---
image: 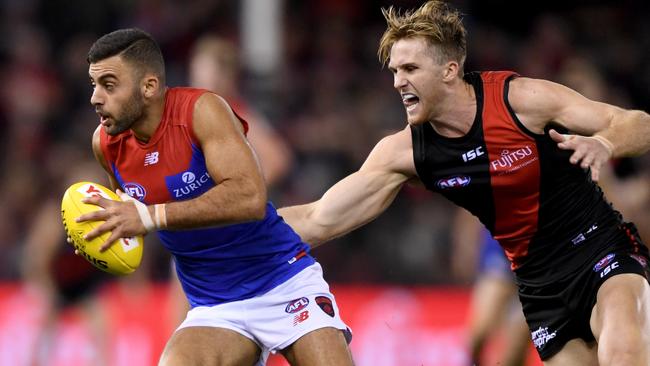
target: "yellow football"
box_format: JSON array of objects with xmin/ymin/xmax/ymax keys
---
[{"xmin": 61, "ymin": 181, "xmax": 143, "ymax": 275}]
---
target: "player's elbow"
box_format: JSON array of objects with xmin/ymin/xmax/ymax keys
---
[
  {"xmin": 306, "ymin": 210, "xmax": 340, "ymax": 244},
  {"xmin": 307, "ymin": 226, "xmax": 331, "ymax": 247},
  {"xmin": 243, "ymin": 187, "xmax": 267, "ymax": 221},
  {"xmin": 249, "ymin": 199, "xmax": 267, "ymax": 221}
]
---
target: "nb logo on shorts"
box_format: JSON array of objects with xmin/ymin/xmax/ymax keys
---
[{"xmin": 293, "ymin": 311, "xmax": 309, "ymax": 326}]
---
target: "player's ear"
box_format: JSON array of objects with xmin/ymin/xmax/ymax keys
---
[
  {"xmin": 142, "ymin": 74, "xmax": 159, "ymax": 98},
  {"xmin": 442, "ymin": 60, "xmax": 459, "ymax": 82}
]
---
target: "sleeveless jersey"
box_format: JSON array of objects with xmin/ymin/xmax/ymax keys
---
[
  {"xmin": 99, "ymin": 87, "xmax": 314, "ymax": 307},
  {"xmin": 411, "ymin": 71, "xmax": 632, "ymax": 285}
]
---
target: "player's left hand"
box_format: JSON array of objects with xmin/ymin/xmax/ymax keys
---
[
  {"xmin": 549, "ymin": 129, "xmax": 613, "ymax": 182},
  {"xmin": 75, "ymin": 192, "xmax": 149, "ymax": 252}
]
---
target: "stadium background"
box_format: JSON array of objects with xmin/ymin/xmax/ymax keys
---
[{"xmin": 0, "ymin": 0, "xmax": 648, "ymax": 365}]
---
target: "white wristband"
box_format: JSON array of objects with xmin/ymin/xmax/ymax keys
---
[
  {"xmin": 117, "ymin": 190, "xmax": 155, "ymax": 232},
  {"xmin": 154, "ymin": 203, "xmax": 167, "ymax": 229},
  {"xmin": 593, "ymin": 135, "xmax": 614, "ymax": 156},
  {"xmin": 134, "ymin": 201, "xmax": 155, "ymax": 232}
]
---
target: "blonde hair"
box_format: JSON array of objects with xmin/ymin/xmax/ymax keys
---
[{"xmin": 378, "ymin": 1, "xmax": 466, "ymax": 68}]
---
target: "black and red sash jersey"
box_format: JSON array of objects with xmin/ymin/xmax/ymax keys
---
[{"xmin": 411, "ymin": 71, "xmax": 628, "ymax": 285}]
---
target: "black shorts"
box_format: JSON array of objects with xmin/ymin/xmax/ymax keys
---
[{"xmin": 517, "ymin": 224, "xmax": 650, "ymax": 360}]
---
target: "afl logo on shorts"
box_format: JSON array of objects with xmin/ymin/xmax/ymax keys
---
[
  {"xmin": 285, "ymin": 297, "xmax": 309, "ymax": 314},
  {"xmin": 123, "ymin": 182, "xmax": 146, "ymax": 201},
  {"xmin": 593, "ymin": 253, "xmax": 615, "ymax": 272}
]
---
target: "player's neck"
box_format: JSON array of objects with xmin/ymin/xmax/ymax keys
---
[
  {"xmin": 131, "ymin": 88, "xmax": 167, "ymax": 143},
  {"xmin": 429, "ymin": 81, "xmax": 476, "ymax": 138}
]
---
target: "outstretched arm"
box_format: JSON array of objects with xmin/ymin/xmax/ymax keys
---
[
  {"xmin": 279, "ymin": 127, "xmax": 416, "ymax": 247},
  {"xmin": 509, "ymin": 77, "xmax": 650, "ymax": 181}
]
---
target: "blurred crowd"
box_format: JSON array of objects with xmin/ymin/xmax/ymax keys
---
[{"xmin": 0, "ymin": 0, "xmax": 649, "ymax": 289}]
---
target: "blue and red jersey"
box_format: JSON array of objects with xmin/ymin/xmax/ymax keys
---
[{"xmin": 99, "ymin": 87, "xmax": 314, "ymax": 307}]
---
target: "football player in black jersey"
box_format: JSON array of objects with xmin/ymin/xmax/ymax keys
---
[{"xmin": 280, "ymin": 1, "xmax": 650, "ymax": 365}]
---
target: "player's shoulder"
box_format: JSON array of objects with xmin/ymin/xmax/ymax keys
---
[
  {"xmin": 508, "ymin": 76, "xmax": 565, "ymax": 103},
  {"xmin": 508, "ymin": 76, "xmax": 573, "ymax": 115},
  {"xmin": 365, "ymin": 126, "xmax": 415, "ymax": 175},
  {"xmin": 376, "ymin": 126, "xmax": 412, "ymax": 151},
  {"xmin": 193, "ymin": 90, "xmax": 230, "ymax": 112},
  {"xmin": 190, "ymin": 90, "xmax": 247, "ymax": 141}
]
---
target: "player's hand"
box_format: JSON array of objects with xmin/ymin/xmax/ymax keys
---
[
  {"xmin": 66, "ymin": 236, "xmax": 80, "ymax": 256},
  {"xmin": 75, "ymin": 190, "xmax": 149, "ymax": 252},
  {"xmin": 549, "ymin": 129, "xmax": 613, "ymax": 182}
]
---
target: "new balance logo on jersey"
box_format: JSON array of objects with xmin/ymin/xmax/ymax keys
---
[
  {"xmin": 144, "ymin": 152, "xmax": 159, "ymax": 166},
  {"xmin": 462, "ymin": 146, "xmax": 484, "ymax": 162}
]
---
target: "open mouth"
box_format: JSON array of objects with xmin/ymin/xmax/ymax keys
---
[
  {"xmin": 97, "ymin": 111, "xmax": 110, "ymax": 126},
  {"xmin": 402, "ymin": 93, "xmax": 419, "ymax": 112}
]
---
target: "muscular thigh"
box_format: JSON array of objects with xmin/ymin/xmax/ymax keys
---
[
  {"xmin": 159, "ymin": 326, "xmax": 261, "ymax": 366},
  {"xmin": 281, "ymin": 327, "xmax": 353, "ymax": 366},
  {"xmin": 591, "ymin": 273, "xmax": 650, "ymax": 337},
  {"xmin": 543, "ymin": 338, "xmax": 598, "ymax": 366}
]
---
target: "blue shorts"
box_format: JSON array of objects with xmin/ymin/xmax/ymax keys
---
[{"xmin": 477, "ymin": 229, "xmax": 512, "ymax": 280}]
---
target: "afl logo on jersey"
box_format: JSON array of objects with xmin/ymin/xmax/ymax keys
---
[
  {"xmin": 436, "ymin": 175, "xmax": 471, "ymax": 189},
  {"xmin": 123, "ymin": 182, "xmax": 146, "ymax": 201}
]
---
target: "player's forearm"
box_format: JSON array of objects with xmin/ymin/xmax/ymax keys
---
[
  {"xmin": 284, "ymin": 171, "xmax": 405, "ymax": 247},
  {"xmin": 162, "ymin": 179, "xmax": 267, "ymax": 230},
  {"xmin": 597, "ymin": 109, "xmax": 650, "ymax": 157}
]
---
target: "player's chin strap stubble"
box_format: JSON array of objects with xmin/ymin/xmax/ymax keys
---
[{"xmin": 117, "ymin": 190, "xmax": 167, "ymax": 232}]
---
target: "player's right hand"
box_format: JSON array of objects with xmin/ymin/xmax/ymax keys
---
[{"xmin": 549, "ymin": 129, "xmax": 613, "ymax": 182}]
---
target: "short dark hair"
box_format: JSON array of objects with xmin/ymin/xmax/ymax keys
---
[{"xmin": 88, "ymin": 28, "xmax": 165, "ymax": 83}]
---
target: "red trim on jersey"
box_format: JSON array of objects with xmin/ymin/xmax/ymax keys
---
[
  {"xmin": 173, "ymin": 88, "xmax": 207, "ymax": 146},
  {"xmin": 481, "ymin": 71, "xmax": 540, "ymax": 268},
  {"xmin": 228, "ymin": 98, "xmax": 250, "ymax": 136}
]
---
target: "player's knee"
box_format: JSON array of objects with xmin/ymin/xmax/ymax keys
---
[
  {"xmin": 599, "ymin": 331, "xmax": 649, "ymax": 366},
  {"xmin": 158, "ymin": 351, "xmax": 190, "ymax": 366},
  {"xmin": 158, "ymin": 340, "xmax": 206, "ymax": 366}
]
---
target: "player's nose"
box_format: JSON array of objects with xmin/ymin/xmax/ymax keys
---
[
  {"xmin": 90, "ymin": 88, "xmax": 103, "ymax": 106},
  {"xmin": 393, "ymin": 72, "xmax": 407, "ymax": 90}
]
